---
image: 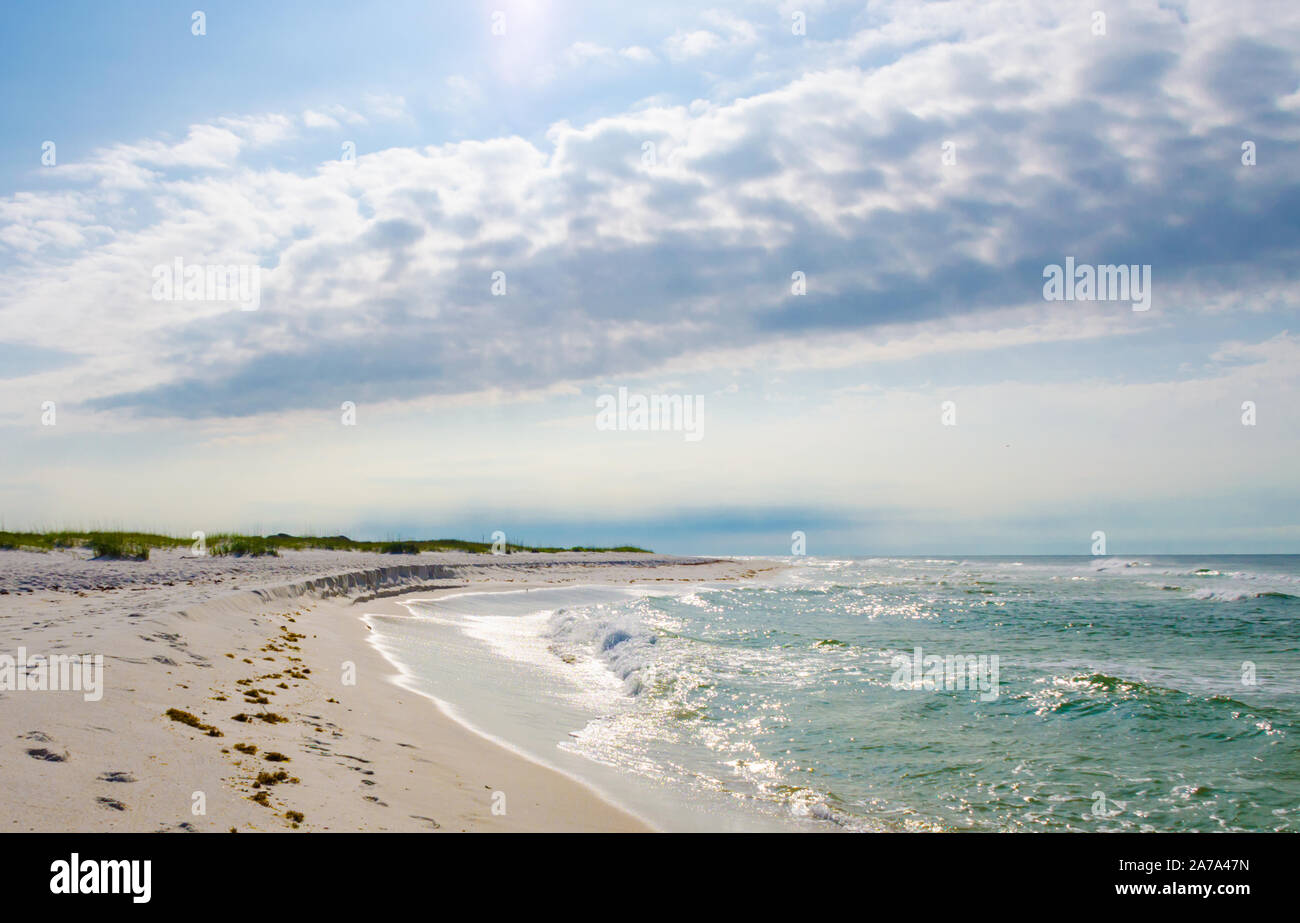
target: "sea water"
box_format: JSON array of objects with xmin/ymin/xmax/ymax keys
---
[{"xmin": 366, "ymin": 556, "xmax": 1300, "ymax": 831}]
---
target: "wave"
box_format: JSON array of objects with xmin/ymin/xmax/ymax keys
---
[
  {"xmin": 546, "ymin": 604, "xmax": 660, "ymax": 695},
  {"xmin": 1025, "ymin": 670, "xmax": 1188, "ymax": 717},
  {"xmin": 1089, "ymin": 559, "xmax": 1154, "ymax": 573},
  {"xmin": 1190, "ymin": 588, "xmax": 1299, "ymax": 602},
  {"xmin": 1071, "ymin": 671, "xmax": 1169, "ymax": 695},
  {"xmin": 1025, "ymin": 669, "xmax": 1297, "ymax": 727}
]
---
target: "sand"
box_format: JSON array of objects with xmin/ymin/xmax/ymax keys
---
[{"xmin": 0, "ymin": 548, "xmax": 777, "ymax": 832}]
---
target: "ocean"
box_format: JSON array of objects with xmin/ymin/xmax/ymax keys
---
[{"xmin": 365, "ymin": 556, "xmax": 1300, "ymax": 832}]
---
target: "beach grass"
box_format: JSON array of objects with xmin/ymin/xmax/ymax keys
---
[
  {"xmin": 89, "ymin": 533, "xmax": 153, "ymax": 560},
  {"xmin": 209, "ymin": 534, "xmax": 280, "ymax": 557},
  {"xmin": 0, "ymin": 530, "xmax": 652, "ymax": 557},
  {"xmin": 0, "ymin": 530, "xmax": 185, "ymax": 554}
]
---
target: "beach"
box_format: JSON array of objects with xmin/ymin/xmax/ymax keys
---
[
  {"xmin": 362, "ymin": 555, "xmax": 1300, "ymax": 832},
  {"xmin": 5, "ymin": 550, "xmax": 1296, "ymax": 833},
  {"xmin": 0, "ymin": 549, "xmax": 776, "ymax": 833}
]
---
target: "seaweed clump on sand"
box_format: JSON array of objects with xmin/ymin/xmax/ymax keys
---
[{"xmin": 165, "ymin": 708, "xmax": 223, "ymax": 737}]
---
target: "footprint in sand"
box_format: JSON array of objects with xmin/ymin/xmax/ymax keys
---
[
  {"xmin": 98, "ymin": 771, "xmax": 136, "ymax": 783},
  {"xmin": 22, "ymin": 726, "xmax": 68, "ymax": 760},
  {"xmin": 26, "ymin": 748, "xmax": 69, "ymax": 762},
  {"xmin": 95, "ymin": 797, "xmax": 126, "ymax": 811}
]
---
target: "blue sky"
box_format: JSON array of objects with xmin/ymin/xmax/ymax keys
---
[{"xmin": 1, "ymin": 0, "xmax": 1298, "ymax": 554}]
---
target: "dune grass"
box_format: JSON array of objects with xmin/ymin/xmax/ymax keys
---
[
  {"xmin": 88, "ymin": 534, "xmax": 152, "ymax": 561},
  {"xmin": 0, "ymin": 530, "xmax": 176, "ymax": 559},
  {"xmin": 0, "ymin": 530, "xmax": 186, "ymax": 553},
  {"xmin": 206, "ymin": 534, "xmax": 653, "ymax": 555},
  {"xmin": 209, "ymin": 534, "xmax": 280, "ymax": 557},
  {"xmin": 0, "ymin": 530, "xmax": 652, "ymax": 557}
]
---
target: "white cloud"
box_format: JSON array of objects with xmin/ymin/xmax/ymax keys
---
[
  {"xmin": 0, "ymin": 0, "xmax": 1296, "ymax": 431},
  {"xmin": 665, "ymin": 29, "xmax": 724, "ymax": 60},
  {"xmin": 565, "ymin": 41, "xmax": 613, "ymax": 66},
  {"xmin": 302, "ymin": 105, "xmax": 367, "ymax": 129},
  {"xmin": 303, "ymin": 110, "xmax": 340, "ymax": 130},
  {"xmin": 563, "ymin": 41, "xmax": 658, "ymax": 69},
  {"xmin": 361, "ymin": 93, "xmax": 408, "ymax": 121},
  {"xmin": 665, "ymin": 10, "xmax": 760, "ymax": 60}
]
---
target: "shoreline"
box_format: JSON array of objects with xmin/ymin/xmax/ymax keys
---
[
  {"xmin": 363, "ymin": 579, "xmax": 811, "ymax": 832},
  {"xmin": 0, "ymin": 548, "xmax": 780, "ymax": 832},
  {"xmin": 359, "ymin": 589, "xmax": 665, "ymax": 830}
]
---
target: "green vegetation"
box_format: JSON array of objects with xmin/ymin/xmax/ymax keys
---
[
  {"xmin": 564, "ymin": 545, "xmax": 654, "ymax": 553},
  {"xmin": 0, "ymin": 530, "xmax": 176, "ymax": 558},
  {"xmin": 209, "ymin": 534, "xmax": 279, "ymax": 557},
  {"xmin": 0, "ymin": 530, "xmax": 652, "ymax": 556},
  {"xmin": 89, "ymin": 534, "xmax": 151, "ymax": 560}
]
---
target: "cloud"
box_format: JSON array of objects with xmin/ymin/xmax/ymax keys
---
[
  {"xmin": 562, "ymin": 41, "xmax": 658, "ymax": 70},
  {"xmin": 620, "ymin": 45, "xmax": 656, "ymax": 63},
  {"xmin": 302, "ymin": 105, "xmax": 368, "ymax": 129},
  {"xmin": 665, "ymin": 29, "xmax": 725, "ymax": 60},
  {"xmin": 42, "ymin": 115, "xmax": 297, "ymax": 192},
  {"xmin": 361, "ymin": 93, "xmax": 408, "ymax": 121},
  {"xmin": 302, "ymin": 110, "xmax": 341, "ymax": 129},
  {"xmin": 663, "ymin": 9, "xmax": 761, "ymax": 60},
  {"xmin": 1, "ymin": 0, "xmax": 1298, "ymax": 427}
]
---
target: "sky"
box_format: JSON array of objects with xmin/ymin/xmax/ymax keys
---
[{"xmin": 0, "ymin": 0, "xmax": 1298, "ymax": 555}]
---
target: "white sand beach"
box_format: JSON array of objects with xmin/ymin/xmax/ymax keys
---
[{"xmin": 0, "ymin": 549, "xmax": 778, "ymax": 832}]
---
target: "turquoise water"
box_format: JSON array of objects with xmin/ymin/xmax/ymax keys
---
[{"xmin": 374, "ymin": 556, "xmax": 1300, "ymax": 832}]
